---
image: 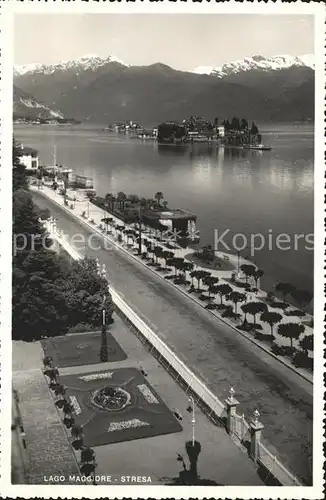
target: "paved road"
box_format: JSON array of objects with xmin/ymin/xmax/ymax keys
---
[{"xmin": 33, "ymin": 192, "xmax": 313, "ymax": 484}]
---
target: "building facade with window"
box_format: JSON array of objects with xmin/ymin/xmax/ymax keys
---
[{"xmin": 17, "ymin": 145, "xmax": 39, "ymax": 171}]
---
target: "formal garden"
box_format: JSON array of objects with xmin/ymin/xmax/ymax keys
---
[{"xmin": 42, "ymin": 360, "xmax": 182, "ymax": 448}]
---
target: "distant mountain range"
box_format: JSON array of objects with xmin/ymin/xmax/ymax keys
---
[
  {"xmin": 13, "ymin": 53, "xmax": 315, "ymax": 124},
  {"xmin": 193, "ymin": 54, "xmax": 314, "ymax": 77}
]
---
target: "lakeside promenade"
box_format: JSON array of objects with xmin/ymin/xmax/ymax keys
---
[{"xmin": 32, "ymin": 188, "xmax": 313, "ymax": 484}]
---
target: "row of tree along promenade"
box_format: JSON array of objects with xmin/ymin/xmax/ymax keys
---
[
  {"xmin": 45, "ymin": 222, "xmax": 302, "ymax": 486},
  {"xmin": 41, "ymin": 183, "xmax": 313, "ymax": 380}
]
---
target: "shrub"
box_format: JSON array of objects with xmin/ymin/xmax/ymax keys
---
[
  {"xmin": 254, "ymin": 332, "xmax": 274, "ymax": 343},
  {"xmin": 68, "ymin": 323, "xmax": 96, "ymax": 333},
  {"xmin": 222, "ymin": 309, "xmax": 240, "ymax": 320},
  {"xmin": 70, "ymin": 204, "xmax": 74, "ymax": 210},
  {"xmin": 285, "ymin": 309, "xmax": 306, "ymax": 318},
  {"xmin": 90, "ymin": 219, "xmax": 95, "ymax": 225},
  {"xmin": 270, "ymin": 343, "xmax": 297, "ymax": 358},
  {"xmin": 81, "ymin": 211, "xmax": 86, "ymax": 218},
  {"xmin": 270, "ymin": 301, "xmax": 289, "ymax": 310},
  {"xmin": 205, "ymin": 303, "xmax": 217, "ymax": 310},
  {"xmin": 64, "ymin": 199, "xmax": 69, "ymax": 206},
  {"xmin": 164, "ymin": 274, "xmax": 174, "ymax": 280},
  {"xmin": 292, "ymin": 350, "xmax": 313, "ymax": 370}
]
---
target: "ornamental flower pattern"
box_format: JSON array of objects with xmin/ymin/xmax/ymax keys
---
[
  {"xmin": 137, "ymin": 384, "xmax": 159, "ymax": 404},
  {"xmin": 107, "ymin": 419, "xmax": 150, "ymax": 432}
]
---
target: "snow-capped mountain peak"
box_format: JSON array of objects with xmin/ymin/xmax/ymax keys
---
[
  {"xmin": 192, "ymin": 54, "xmax": 315, "ymax": 77},
  {"xmin": 14, "ymin": 54, "xmax": 129, "ymax": 76}
]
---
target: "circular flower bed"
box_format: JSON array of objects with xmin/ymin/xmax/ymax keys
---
[{"xmin": 90, "ymin": 386, "xmax": 131, "ymax": 411}]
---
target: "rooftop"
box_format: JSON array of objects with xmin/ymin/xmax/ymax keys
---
[{"xmin": 17, "ymin": 146, "xmax": 38, "ymax": 157}]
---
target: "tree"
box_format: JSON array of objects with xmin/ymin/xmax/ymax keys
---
[
  {"xmin": 200, "ymin": 245, "xmax": 214, "ymax": 263},
  {"xmin": 260, "ymin": 311, "xmax": 282, "ymax": 335},
  {"xmin": 240, "ymin": 264, "xmax": 256, "ymax": 283},
  {"xmin": 185, "ymin": 440, "xmax": 201, "ymax": 481},
  {"xmin": 71, "ymin": 424, "xmax": 84, "ymax": 450},
  {"xmin": 241, "ymin": 301, "xmax": 267, "ymax": 325},
  {"xmin": 117, "ymin": 191, "xmax": 127, "ymax": 210},
  {"xmin": 12, "ymin": 254, "xmax": 69, "ymax": 340},
  {"xmin": 56, "ymin": 257, "xmax": 114, "ymax": 328},
  {"xmin": 299, "ymin": 334, "xmax": 313, "ymax": 353},
  {"xmin": 162, "ymin": 250, "xmax": 174, "ymax": 269},
  {"xmin": 13, "ymin": 138, "xmax": 28, "ymax": 192},
  {"xmin": 128, "ymin": 194, "xmax": 139, "ymax": 204},
  {"xmin": 252, "ymin": 269, "xmax": 264, "ymax": 288},
  {"xmin": 275, "ymin": 283, "xmax": 295, "ymax": 301},
  {"xmin": 227, "ymin": 291, "xmax": 246, "ymax": 313},
  {"xmin": 250, "ymin": 121, "xmax": 259, "ymax": 135},
  {"xmin": 154, "ymin": 191, "xmax": 164, "ymax": 206},
  {"xmin": 13, "ymin": 189, "xmax": 49, "ymax": 255},
  {"xmin": 100, "ymin": 323, "xmax": 109, "ymax": 362},
  {"xmin": 139, "ymin": 197, "xmax": 147, "ymax": 208},
  {"xmin": 203, "ymin": 276, "xmax": 219, "ymax": 297},
  {"xmin": 215, "ymin": 284, "xmax": 232, "ymax": 304},
  {"xmin": 278, "ymin": 322, "xmax": 305, "ymax": 348},
  {"xmin": 231, "ymin": 117, "xmax": 241, "ymax": 131},
  {"xmin": 104, "ymin": 193, "xmax": 115, "ymax": 210},
  {"xmin": 240, "ymin": 118, "xmax": 249, "ymax": 130},
  {"xmin": 191, "ymin": 270, "xmax": 211, "ymax": 290}
]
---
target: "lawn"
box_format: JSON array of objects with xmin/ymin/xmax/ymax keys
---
[
  {"xmin": 41, "ymin": 331, "xmax": 127, "ymax": 368},
  {"xmin": 60, "ymin": 367, "xmax": 182, "ymax": 446},
  {"xmin": 184, "ymin": 252, "xmax": 235, "ymax": 272}
]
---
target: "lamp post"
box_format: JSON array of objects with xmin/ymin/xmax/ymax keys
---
[
  {"xmin": 188, "ymin": 396, "xmax": 196, "ymax": 447},
  {"xmin": 87, "ymin": 201, "xmax": 90, "ymax": 219},
  {"xmin": 237, "ymin": 250, "xmax": 240, "ymax": 276}
]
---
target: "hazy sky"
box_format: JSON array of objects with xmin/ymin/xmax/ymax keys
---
[{"xmin": 14, "ymin": 14, "xmax": 314, "ymax": 70}]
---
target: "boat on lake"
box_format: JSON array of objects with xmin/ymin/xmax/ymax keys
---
[{"xmin": 243, "ymin": 144, "xmax": 272, "ymax": 151}]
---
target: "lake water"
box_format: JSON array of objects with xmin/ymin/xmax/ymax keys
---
[{"xmin": 14, "ymin": 123, "xmax": 314, "ymax": 295}]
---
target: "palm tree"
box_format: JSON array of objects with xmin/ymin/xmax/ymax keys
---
[
  {"xmin": 227, "ymin": 291, "xmax": 246, "ymax": 313},
  {"xmin": 260, "ymin": 311, "xmax": 282, "ymax": 335},
  {"xmin": 162, "ymin": 200, "xmax": 168, "ymax": 209},
  {"xmin": 117, "ymin": 191, "xmax": 127, "ymax": 210},
  {"xmin": 154, "ymin": 191, "xmax": 164, "ymax": 206},
  {"xmin": 299, "ymin": 334, "xmax": 313, "ymax": 353},
  {"xmin": 278, "ymin": 322, "xmax": 305, "ymax": 348},
  {"xmin": 241, "ymin": 301, "xmax": 267, "ymax": 325},
  {"xmin": 215, "ymin": 284, "xmax": 232, "ymax": 304}
]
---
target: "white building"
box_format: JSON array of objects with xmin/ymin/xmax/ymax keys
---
[
  {"xmin": 217, "ymin": 126, "xmax": 225, "ymax": 138},
  {"xmin": 17, "ymin": 145, "xmax": 39, "ymax": 171}
]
